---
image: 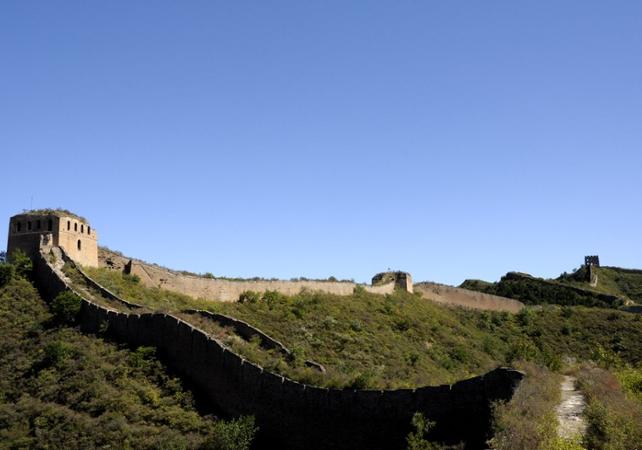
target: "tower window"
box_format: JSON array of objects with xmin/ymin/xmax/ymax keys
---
[
  {"xmin": 74, "ymin": 223, "xmax": 78, "ymax": 232},
  {"xmin": 67, "ymin": 220, "xmax": 70, "ymax": 231},
  {"xmin": 48, "ymin": 219, "xmax": 53, "ymax": 231},
  {"xmin": 77, "ymin": 240, "xmax": 82, "ymax": 251},
  {"xmin": 16, "ymin": 222, "xmax": 22, "ymax": 232},
  {"xmin": 27, "ymin": 221, "xmax": 32, "ymax": 231},
  {"xmin": 81, "ymin": 224, "xmax": 84, "ymax": 234},
  {"xmin": 37, "ymin": 220, "xmax": 41, "ymax": 230},
  {"xmin": 87, "ymin": 226, "xmax": 91, "ymax": 235}
]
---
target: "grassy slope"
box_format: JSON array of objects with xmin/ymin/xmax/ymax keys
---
[
  {"xmin": 83, "ymin": 266, "xmax": 642, "ymax": 390},
  {"xmin": 462, "ymin": 265, "xmax": 642, "ymax": 308},
  {"xmin": 559, "ymin": 266, "xmax": 642, "ymax": 304},
  {"xmin": 0, "ymin": 275, "xmax": 254, "ymax": 450}
]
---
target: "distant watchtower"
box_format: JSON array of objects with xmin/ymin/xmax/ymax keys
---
[
  {"xmin": 371, "ymin": 271, "xmax": 413, "ymax": 293},
  {"xmin": 7, "ymin": 209, "xmax": 98, "ymax": 267},
  {"xmin": 585, "ymin": 255, "xmax": 600, "ymax": 267}
]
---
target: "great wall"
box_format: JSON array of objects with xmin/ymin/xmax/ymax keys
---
[{"xmin": 7, "ymin": 210, "xmax": 526, "ymax": 449}]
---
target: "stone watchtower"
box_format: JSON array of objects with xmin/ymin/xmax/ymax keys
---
[
  {"xmin": 371, "ymin": 271, "xmax": 413, "ymax": 293},
  {"xmin": 7, "ymin": 209, "xmax": 98, "ymax": 267}
]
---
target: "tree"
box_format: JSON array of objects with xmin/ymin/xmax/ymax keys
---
[
  {"xmin": 9, "ymin": 249, "xmax": 33, "ymax": 279},
  {"xmin": 51, "ymin": 291, "xmax": 82, "ymax": 324}
]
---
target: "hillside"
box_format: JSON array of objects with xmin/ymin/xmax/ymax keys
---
[
  {"xmin": 558, "ymin": 265, "xmax": 642, "ymax": 304},
  {"xmin": 460, "ymin": 264, "xmax": 642, "ymax": 309},
  {"xmin": 71, "ymin": 263, "xmax": 642, "ymax": 390},
  {"xmin": 0, "ymin": 265, "xmax": 255, "ymax": 449}
]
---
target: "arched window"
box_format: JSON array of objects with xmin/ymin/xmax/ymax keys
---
[
  {"xmin": 74, "ymin": 223, "xmax": 78, "ymax": 232},
  {"xmin": 16, "ymin": 222, "xmax": 22, "ymax": 232},
  {"xmin": 81, "ymin": 224, "xmax": 84, "ymax": 234},
  {"xmin": 67, "ymin": 220, "xmax": 70, "ymax": 231},
  {"xmin": 27, "ymin": 221, "xmax": 32, "ymax": 231},
  {"xmin": 77, "ymin": 240, "xmax": 82, "ymax": 251},
  {"xmin": 48, "ymin": 219, "xmax": 53, "ymax": 231},
  {"xmin": 87, "ymin": 226, "xmax": 91, "ymax": 235},
  {"xmin": 36, "ymin": 220, "xmax": 41, "ymax": 230}
]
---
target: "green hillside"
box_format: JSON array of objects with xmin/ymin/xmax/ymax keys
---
[
  {"xmin": 461, "ymin": 264, "xmax": 642, "ymax": 309},
  {"xmin": 558, "ymin": 266, "xmax": 642, "ymax": 304},
  {"xmin": 79, "ymin": 265, "xmax": 642, "ymax": 390},
  {"xmin": 0, "ymin": 264, "xmax": 255, "ymax": 449}
]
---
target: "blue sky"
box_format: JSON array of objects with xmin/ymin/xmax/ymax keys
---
[{"xmin": 2, "ymin": 1, "xmax": 641, "ymax": 285}]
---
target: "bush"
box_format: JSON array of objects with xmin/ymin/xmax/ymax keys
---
[
  {"xmin": 51, "ymin": 291, "xmax": 82, "ymax": 324},
  {"xmin": 0, "ymin": 263, "xmax": 14, "ymax": 287},
  {"xmin": 206, "ymin": 416, "xmax": 257, "ymax": 450},
  {"xmin": 406, "ymin": 412, "xmax": 441, "ymax": 450},
  {"xmin": 491, "ymin": 362, "xmax": 561, "ymax": 450},
  {"xmin": 9, "ymin": 249, "xmax": 33, "ymax": 279},
  {"xmin": 578, "ymin": 366, "xmax": 642, "ymax": 450},
  {"xmin": 238, "ymin": 290, "xmax": 261, "ymax": 304}
]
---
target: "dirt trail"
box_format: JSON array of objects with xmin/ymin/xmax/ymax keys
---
[{"xmin": 557, "ymin": 375, "xmax": 586, "ymax": 440}]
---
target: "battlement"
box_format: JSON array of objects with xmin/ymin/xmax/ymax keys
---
[
  {"xmin": 371, "ymin": 271, "xmax": 413, "ymax": 293},
  {"xmin": 7, "ymin": 210, "xmax": 98, "ymax": 267},
  {"xmin": 585, "ymin": 255, "xmax": 600, "ymax": 267}
]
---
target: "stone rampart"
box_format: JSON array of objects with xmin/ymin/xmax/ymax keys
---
[
  {"xmin": 99, "ymin": 248, "xmax": 397, "ymax": 302},
  {"xmin": 37, "ymin": 246, "xmax": 524, "ymax": 450},
  {"xmin": 415, "ymin": 281, "xmax": 525, "ymax": 313}
]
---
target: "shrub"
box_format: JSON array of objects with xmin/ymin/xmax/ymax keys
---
[
  {"xmin": 0, "ymin": 263, "xmax": 14, "ymax": 287},
  {"xmin": 490, "ymin": 362, "xmax": 561, "ymax": 450},
  {"xmin": 51, "ymin": 291, "xmax": 82, "ymax": 324},
  {"xmin": 9, "ymin": 249, "xmax": 33, "ymax": 279},
  {"xmin": 262, "ymin": 290, "xmax": 285, "ymax": 307},
  {"xmin": 578, "ymin": 366, "xmax": 642, "ymax": 450},
  {"xmin": 206, "ymin": 416, "xmax": 257, "ymax": 450},
  {"xmin": 238, "ymin": 290, "xmax": 261, "ymax": 304},
  {"xmin": 42, "ymin": 340, "xmax": 74, "ymax": 367},
  {"xmin": 406, "ymin": 412, "xmax": 441, "ymax": 450}
]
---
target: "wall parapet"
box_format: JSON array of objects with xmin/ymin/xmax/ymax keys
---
[
  {"xmin": 35, "ymin": 245, "xmax": 524, "ymax": 450},
  {"xmin": 99, "ymin": 248, "xmax": 400, "ymax": 302},
  {"xmin": 415, "ymin": 281, "xmax": 525, "ymax": 313}
]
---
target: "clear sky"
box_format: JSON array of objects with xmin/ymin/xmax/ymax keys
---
[{"xmin": 2, "ymin": 1, "xmax": 641, "ymax": 285}]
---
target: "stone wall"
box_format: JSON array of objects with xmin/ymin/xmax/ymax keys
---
[
  {"xmin": 36, "ymin": 246, "xmax": 524, "ymax": 450},
  {"xmin": 415, "ymin": 282, "xmax": 525, "ymax": 313},
  {"xmin": 8, "ymin": 213, "xmax": 98, "ymax": 267},
  {"xmin": 100, "ymin": 248, "xmax": 398, "ymax": 302}
]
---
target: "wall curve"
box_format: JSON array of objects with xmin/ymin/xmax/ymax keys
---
[{"xmin": 37, "ymin": 246, "xmax": 524, "ymax": 450}]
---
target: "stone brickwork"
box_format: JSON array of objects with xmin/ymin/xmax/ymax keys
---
[
  {"xmin": 100, "ymin": 248, "xmax": 402, "ymax": 302},
  {"xmin": 7, "ymin": 211, "xmax": 98, "ymax": 267},
  {"xmin": 34, "ymin": 244, "xmax": 524, "ymax": 450},
  {"xmin": 414, "ymin": 282, "xmax": 525, "ymax": 313}
]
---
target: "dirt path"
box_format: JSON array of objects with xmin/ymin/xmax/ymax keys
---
[{"xmin": 557, "ymin": 375, "xmax": 587, "ymax": 440}]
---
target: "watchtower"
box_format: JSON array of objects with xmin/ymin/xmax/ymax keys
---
[
  {"xmin": 371, "ymin": 271, "xmax": 413, "ymax": 293},
  {"xmin": 584, "ymin": 255, "xmax": 600, "ymax": 267},
  {"xmin": 7, "ymin": 209, "xmax": 98, "ymax": 267}
]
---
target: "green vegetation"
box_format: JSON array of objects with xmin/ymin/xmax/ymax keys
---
[
  {"xmin": 461, "ymin": 272, "xmax": 624, "ymax": 308},
  {"xmin": 560, "ymin": 266, "xmax": 642, "ymax": 304},
  {"xmin": 491, "ymin": 362, "xmax": 565, "ymax": 450},
  {"xmin": 71, "ymin": 266, "xmax": 642, "ymax": 391},
  {"xmin": 24, "ymin": 208, "xmax": 88, "ymax": 222},
  {"xmin": 50, "ymin": 291, "xmax": 82, "ymax": 324},
  {"xmin": 462, "ymin": 264, "xmax": 642, "ymax": 309},
  {"xmin": 0, "ymin": 265, "xmax": 256, "ymax": 449},
  {"xmin": 577, "ymin": 366, "xmax": 642, "ymax": 450}
]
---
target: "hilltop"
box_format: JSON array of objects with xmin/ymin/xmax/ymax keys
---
[{"xmin": 461, "ymin": 263, "xmax": 642, "ymax": 310}]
